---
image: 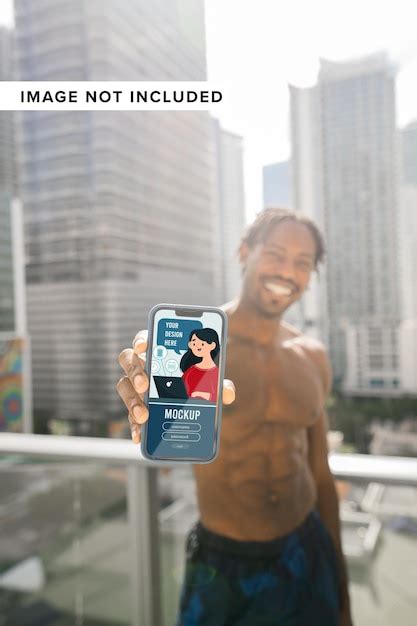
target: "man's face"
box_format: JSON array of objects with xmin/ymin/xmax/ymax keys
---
[{"xmin": 240, "ymin": 220, "xmax": 316, "ymax": 318}]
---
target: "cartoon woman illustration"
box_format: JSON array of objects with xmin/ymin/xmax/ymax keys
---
[{"xmin": 180, "ymin": 328, "xmax": 220, "ymax": 402}]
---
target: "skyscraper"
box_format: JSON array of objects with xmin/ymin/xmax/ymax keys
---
[
  {"xmin": 291, "ymin": 53, "xmax": 400, "ymax": 394},
  {"xmin": 401, "ymin": 120, "xmax": 417, "ymax": 186},
  {"xmin": 0, "ymin": 26, "xmax": 31, "ymax": 432},
  {"xmin": 399, "ymin": 120, "xmax": 417, "ymax": 393},
  {"xmin": 399, "ymin": 121, "xmax": 417, "ymax": 321},
  {"xmin": 290, "ymin": 83, "xmax": 327, "ymax": 341},
  {"xmin": 0, "ymin": 26, "xmax": 15, "ymax": 195},
  {"xmin": 262, "ymin": 161, "xmax": 291, "ymax": 209},
  {"xmin": 14, "ymin": 0, "xmax": 218, "ymax": 428},
  {"xmin": 211, "ymin": 118, "xmax": 246, "ymax": 304},
  {"xmin": 0, "ymin": 26, "xmax": 16, "ymax": 334}
]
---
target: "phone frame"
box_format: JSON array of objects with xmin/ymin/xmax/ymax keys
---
[{"xmin": 140, "ymin": 303, "xmax": 228, "ymax": 463}]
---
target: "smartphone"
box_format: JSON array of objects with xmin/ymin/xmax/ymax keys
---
[{"xmin": 141, "ymin": 303, "xmax": 228, "ymax": 463}]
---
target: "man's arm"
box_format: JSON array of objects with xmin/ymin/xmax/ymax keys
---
[{"xmin": 307, "ymin": 343, "xmax": 352, "ymax": 623}]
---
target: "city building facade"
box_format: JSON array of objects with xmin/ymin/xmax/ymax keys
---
[
  {"xmin": 289, "ymin": 83, "xmax": 327, "ymax": 341},
  {"xmin": 291, "ymin": 53, "xmax": 400, "ymax": 394},
  {"xmin": 211, "ymin": 118, "xmax": 246, "ymax": 304},
  {"xmin": 0, "ymin": 26, "xmax": 32, "ymax": 432},
  {"xmin": 14, "ymin": 0, "xmax": 219, "ymax": 428},
  {"xmin": 399, "ymin": 121, "xmax": 417, "ymax": 393}
]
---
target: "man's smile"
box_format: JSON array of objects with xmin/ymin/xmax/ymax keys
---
[{"xmin": 262, "ymin": 279, "xmax": 297, "ymax": 297}]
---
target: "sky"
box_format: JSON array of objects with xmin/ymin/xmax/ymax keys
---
[
  {"xmin": 204, "ymin": 0, "xmax": 417, "ymax": 219},
  {"xmin": 1, "ymin": 0, "xmax": 417, "ymax": 220}
]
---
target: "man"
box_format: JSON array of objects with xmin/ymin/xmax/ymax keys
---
[{"xmin": 117, "ymin": 208, "xmax": 353, "ymax": 625}]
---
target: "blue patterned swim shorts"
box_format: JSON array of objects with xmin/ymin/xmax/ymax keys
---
[{"xmin": 175, "ymin": 509, "xmax": 341, "ymax": 626}]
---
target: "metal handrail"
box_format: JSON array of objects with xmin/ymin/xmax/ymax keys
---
[
  {"xmin": 1, "ymin": 433, "xmax": 417, "ymax": 485},
  {"xmin": 0, "ymin": 432, "xmax": 160, "ymax": 464},
  {"xmin": 329, "ymin": 452, "xmax": 417, "ymax": 486}
]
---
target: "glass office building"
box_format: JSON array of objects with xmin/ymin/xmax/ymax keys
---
[
  {"xmin": 14, "ymin": 0, "xmax": 218, "ymax": 427},
  {"xmin": 291, "ymin": 53, "xmax": 400, "ymax": 392}
]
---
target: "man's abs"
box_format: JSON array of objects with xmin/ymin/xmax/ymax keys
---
[
  {"xmin": 193, "ymin": 332, "xmax": 324, "ymax": 541},
  {"xmin": 193, "ymin": 423, "xmax": 318, "ymax": 541}
]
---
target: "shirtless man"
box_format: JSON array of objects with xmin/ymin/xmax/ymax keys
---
[{"xmin": 117, "ymin": 208, "xmax": 353, "ymax": 625}]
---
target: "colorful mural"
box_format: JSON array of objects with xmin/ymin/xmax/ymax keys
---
[{"xmin": 0, "ymin": 338, "xmax": 24, "ymax": 432}]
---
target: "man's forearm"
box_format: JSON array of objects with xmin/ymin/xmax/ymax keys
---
[{"xmin": 316, "ymin": 476, "xmax": 351, "ymax": 612}]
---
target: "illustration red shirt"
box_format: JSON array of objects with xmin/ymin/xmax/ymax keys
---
[{"xmin": 182, "ymin": 365, "xmax": 219, "ymax": 402}]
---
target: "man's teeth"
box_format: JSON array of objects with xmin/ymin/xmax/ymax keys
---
[{"xmin": 264, "ymin": 282, "xmax": 293, "ymax": 296}]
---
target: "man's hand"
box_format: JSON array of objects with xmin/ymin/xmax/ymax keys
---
[{"xmin": 117, "ymin": 330, "xmax": 235, "ymax": 443}]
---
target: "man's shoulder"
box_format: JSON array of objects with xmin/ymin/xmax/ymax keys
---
[
  {"xmin": 281, "ymin": 320, "xmax": 302, "ymax": 339},
  {"xmin": 293, "ymin": 333, "xmax": 326, "ymax": 356},
  {"xmin": 281, "ymin": 321, "xmax": 325, "ymax": 352},
  {"xmin": 283, "ymin": 325, "xmax": 331, "ymax": 391},
  {"xmin": 290, "ymin": 333, "xmax": 332, "ymax": 393}
]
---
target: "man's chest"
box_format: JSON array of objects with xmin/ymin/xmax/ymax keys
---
[{"xmin": 223, "ymin": 337, "xmax": 324, "ymax": 432}]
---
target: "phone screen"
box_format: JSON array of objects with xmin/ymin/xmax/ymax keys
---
[{"xmin": 143, "ymin": 306, "xmax": 226, "ymax": 461}]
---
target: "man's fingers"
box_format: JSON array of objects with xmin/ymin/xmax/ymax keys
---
[
  {"xmin": 127, "ymin": 413, "xmax": 141, "ymax": 444},
  {"xmin": 132, "ymin": 330, "xmax": 148, "ymax": 355},
  {"xmin": 118, "ymin": 349, "xmax": 149, "ymax": 394},
  {"xmin": 116, "ymin": 376, "xmax": 149, "ymax": 425},
  {"xmin": 222, "ymin": 379, "xmax": 235, "ymax": 405}
]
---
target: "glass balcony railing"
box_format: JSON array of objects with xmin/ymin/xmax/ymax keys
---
[
  {"xmin": 1, "ymin": 433, "xmax": 417, "ymax": 626},
  {"xmin": 0, "ymin": 433, "xmax": 163, "ymax": 626},
  {"xmin": 158, "ymin": 454, "xmax": 417, "ymax": 626}
]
